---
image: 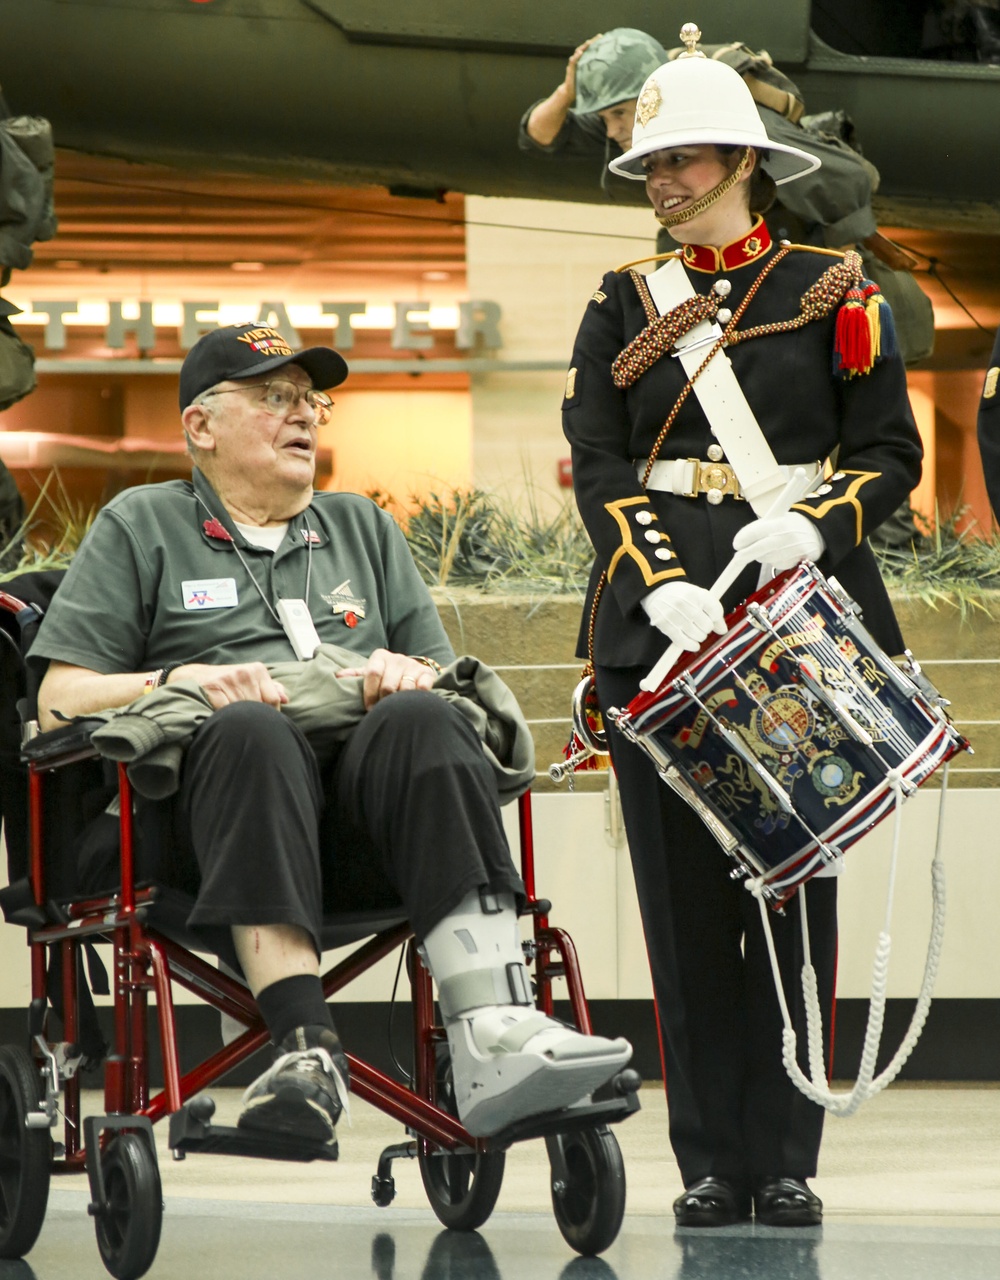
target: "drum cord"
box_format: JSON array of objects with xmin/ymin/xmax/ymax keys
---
[{"xmin": 749, "ymin": 761, "xmax": 949, "ymax": 1117}]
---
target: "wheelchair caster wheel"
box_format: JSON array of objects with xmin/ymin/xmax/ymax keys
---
[
  {"xmin": 93, "ymin": 1133, "xmax": 163, "ymax": 1280},
  {"xmin": 371, "ymin": 1173, "xmax": 396, "ymax": 1207},
  {"xmin": 419, "ymin": 1141, "xmax": 506, "ymax": 1231},
  {"xmin": 0, "ymin": 1045, "xmax": 52, "ymax": 1259},
  {"xmin": 418, "ymin": 1052, "xmax": 505, "ymax": 1231},
  {"xmin": 549, "ymin": 1126, "xmax": 626, "ymax": 1256}
]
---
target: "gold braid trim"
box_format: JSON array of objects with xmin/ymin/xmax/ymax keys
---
[
  {"xmin": 612, "ymin": 290, "xmax": 720, "ymax": 389},
  {"xmin": 726, "ymin": 250, "xmax": 864, "ymax": 347},
  {"xmin": 613, "ymin": 241, "xmax": 852, "ymax": 276},
  {"xmin": 615, "ymin": 248, "xmax": 683, "ymax": 275},
  {"xmin": 611, "ymin": 245, "xmax": 860, "ymax": 390}
]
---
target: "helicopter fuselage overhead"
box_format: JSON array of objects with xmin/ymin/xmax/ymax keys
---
[{"xmin": 1, "ymin": 0, "xmax": 998, "ymax": 226}]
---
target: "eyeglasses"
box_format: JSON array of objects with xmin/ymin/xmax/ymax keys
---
[{"xmin": 202, "ymin": 379, "xmax": 334, "ymax": 426}]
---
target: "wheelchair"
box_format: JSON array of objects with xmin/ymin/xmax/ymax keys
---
[{"xmin": 0, "ymin": 576, "xmax": 640, "ymax": 1280}]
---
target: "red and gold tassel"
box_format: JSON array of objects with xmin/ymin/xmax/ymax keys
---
[
  {"xmin": 862, "ymin": 280, "xmax": 898, "ymax": 362},
  {"xmin": 833, "ymin": 285, "xmax": 874, "ymax": 378}
]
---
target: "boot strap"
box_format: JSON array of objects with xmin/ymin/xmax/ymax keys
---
[{"xmin": 437, "ymin": 962, "xmax": 532, "ymax": 1020}]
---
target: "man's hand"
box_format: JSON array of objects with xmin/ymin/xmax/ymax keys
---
[
  {"xmin": 525, "ymin": 35, "xmax": 600, "ymax": 146},
  {"xmin": 170, "ymin": 662, "xmax": 289, "ymax": 710},
  {"xmin": 336, "ymin": 649, "xmax": 437, "ymax": 711},
  {"xmin": 562, "ymin": 36, "xmax": 598, "ymax": 103}
]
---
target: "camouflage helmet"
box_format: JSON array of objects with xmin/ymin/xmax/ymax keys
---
[{"xmin": 574, "ymin": 28, "xmax": 668, "ymax": 116}]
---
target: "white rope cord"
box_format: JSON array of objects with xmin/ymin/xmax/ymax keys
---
[
  {"xmin": 749, "ymin": 761, "xmax": 950, "ymax": 1116},
  {"xmin": 779, "ymin": 597, "xmax": 918, "ymax": 760}
]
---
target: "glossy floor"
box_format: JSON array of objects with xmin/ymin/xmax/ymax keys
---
[{"xmin": 4, "ymin": 1084, "xmax": 999, "ymax": 1280}]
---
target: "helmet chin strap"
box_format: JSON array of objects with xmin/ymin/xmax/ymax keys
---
[{"xmin": 655, "ymin": 146, "xmax": 751, "ymax": 228}]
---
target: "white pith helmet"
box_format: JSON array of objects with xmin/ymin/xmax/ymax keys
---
[{"xmin": 607, "ymin": 55, "xmax": 820, "ymax": 186}]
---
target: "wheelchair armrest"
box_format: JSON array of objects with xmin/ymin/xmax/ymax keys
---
[{"xmin": 20, "ymin": 718, "xmax": 105, "ymax": 766}]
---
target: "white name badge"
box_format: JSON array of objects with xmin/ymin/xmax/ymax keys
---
[{"xmin": 182, "ymin": 578, "xmax": 239, "ymax": 610}]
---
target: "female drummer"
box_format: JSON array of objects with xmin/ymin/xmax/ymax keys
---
[{"xmin": 562, "ymin": 31, "xmax": 923, "ymax": 1227}]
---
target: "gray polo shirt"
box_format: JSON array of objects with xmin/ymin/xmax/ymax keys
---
[{"xmin": 29, "ymin": 468, "xmax": 454, "ymax": 678}]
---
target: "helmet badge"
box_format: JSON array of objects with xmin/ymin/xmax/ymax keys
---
[{"xmin": 635, "ymin": 81, "xmax": 662, "ymax": 128}]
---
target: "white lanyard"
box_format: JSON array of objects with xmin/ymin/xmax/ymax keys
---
[{"xmin": 197, "ymin": 496, "xmax": 319, "ymax": 659}]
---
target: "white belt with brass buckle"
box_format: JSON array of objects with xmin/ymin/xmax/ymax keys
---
[{"xmin": 637, "ymin": 458, "xmax": 822, "ymax": 504}]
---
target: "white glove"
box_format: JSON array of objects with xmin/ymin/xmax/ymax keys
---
[
  {"xmin": 641, "ymin": 582, "xmax": 727, "ymax": 652},
  {"xmin": 731, "ymin": 512, "xmax": 825, "ymax": 572}
]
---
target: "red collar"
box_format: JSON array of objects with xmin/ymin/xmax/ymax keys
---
[{"xmin": 679, "ymin": 218, "xmax": 772, "ymax": 273}]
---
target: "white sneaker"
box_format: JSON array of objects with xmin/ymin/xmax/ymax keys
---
[{"xmin": 237, "ymin": 1026, "xmax": 350, "ymax": 1147}]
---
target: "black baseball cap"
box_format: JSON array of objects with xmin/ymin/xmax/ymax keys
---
[{"xmin": 179, "ymin": 323, "xmax": 349, "ymax": 409}]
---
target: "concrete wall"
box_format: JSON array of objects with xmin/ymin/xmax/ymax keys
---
[{"xmin": 465, "ymin": 195, "xmax": 660, "ymax": 515}]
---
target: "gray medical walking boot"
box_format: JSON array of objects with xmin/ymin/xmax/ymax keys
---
[{"xmin": 421, "ymin": 890, "xmax": 632, "ymax": 1137}]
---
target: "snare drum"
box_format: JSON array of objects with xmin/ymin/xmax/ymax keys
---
[{"xmin": 610, "ymin": 563, "xmax": 968, "ymax": 906}]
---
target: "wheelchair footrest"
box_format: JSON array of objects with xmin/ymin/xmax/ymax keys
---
[
  {"xmin": 168, "ymin": 1097, "xmax": 339, "ymax": 1163},
  {"xmin": 484, "ymin": 1067, "xmax": 643, "ymax": 1150}
]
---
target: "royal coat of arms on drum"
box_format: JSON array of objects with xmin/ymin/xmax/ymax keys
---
[{"xmin": 611, "ymin": 563, "xmax": 969, "ymax": 906}]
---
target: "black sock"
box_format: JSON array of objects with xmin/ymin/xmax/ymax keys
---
[{"xmin": 255, "ymin": 974, "xmax": 335, "ymax": 1047}]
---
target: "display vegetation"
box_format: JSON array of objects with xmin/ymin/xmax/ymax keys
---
[{"xmin": 2, "ymin": 478, "xmax": 998, "ymax": 617}]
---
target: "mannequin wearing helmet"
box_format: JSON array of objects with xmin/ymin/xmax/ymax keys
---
[
  {"xmin": 523, "ymin": 29, "xmax": 668, "ymax": 159},
  {"xmin": 562, "ymin": 31, "xmax": 923, "ymax": 1232}
]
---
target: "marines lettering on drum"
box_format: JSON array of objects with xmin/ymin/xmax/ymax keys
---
[{"xmin": 609, "ymin": 563, "xmax": 969, "ymax": 906}]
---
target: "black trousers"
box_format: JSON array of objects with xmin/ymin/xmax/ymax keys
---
[
  {"xmin": 146, "ymin": 692, "xmax": 522, "ymax": 961},
  {"xmin": 597, "ymin": 665, "xmax": 837, "ymax": 1189}
]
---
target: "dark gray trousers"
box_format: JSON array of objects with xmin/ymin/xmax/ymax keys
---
[
  {"xmin": 155, "ymin": 692, "xmax": 522, "ymax": 957},
  {"xmin": 597, "ymin": 664, "xmax": 837, "ymax": 1189}
]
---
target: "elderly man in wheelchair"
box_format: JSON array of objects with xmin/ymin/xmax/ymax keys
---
[{"xmin": 27, "ymin": 323, "xmax": 632, "ymax": 1152}]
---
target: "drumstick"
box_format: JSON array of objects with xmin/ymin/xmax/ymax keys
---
[{"xmin": 639, "ymin": 467, "xmax": 813, "ymax": 693}]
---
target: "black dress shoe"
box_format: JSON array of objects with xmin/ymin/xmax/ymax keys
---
[
  {"xmin": 673, "ymin": 1177, "xmax": 752, "ymax": 1227},
  {"xmin": 753, "ymin": 1177, "xmax": 823, "ymax": 1226}
]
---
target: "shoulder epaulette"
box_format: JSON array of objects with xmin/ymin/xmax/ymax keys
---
[
  {"xmin": 614, "ymin": 249, "xmax": 683, "ymax": 274},
  {"xmin": 779, "ymin": 242, "xmax": 849, "ymax": 259}
]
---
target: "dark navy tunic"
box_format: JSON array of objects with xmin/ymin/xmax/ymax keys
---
[{"xmin": 563, "ymin": 223, "xmax": 923, "ymax": 667}]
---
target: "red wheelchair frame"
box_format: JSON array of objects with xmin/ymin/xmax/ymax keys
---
[{"xmin": 0, "ymin": 589, "xmax": 639, "ymax": 1280}]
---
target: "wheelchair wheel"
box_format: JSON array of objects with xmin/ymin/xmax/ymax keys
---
[
  {"xmin": 549, "ymin": 1127, "xmax": 626, "ymax": 1256},
  {"xmin": 93, "ymin": 1133, "xmax": 162, "ymax": 1280},
  {"xmin": 418, "ymin": 1055, "xmax": 506, "ymax": 1231},
  {"xmin": 0, "ymin": 1045, "xmax": 52, "ymax": 1259}
]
